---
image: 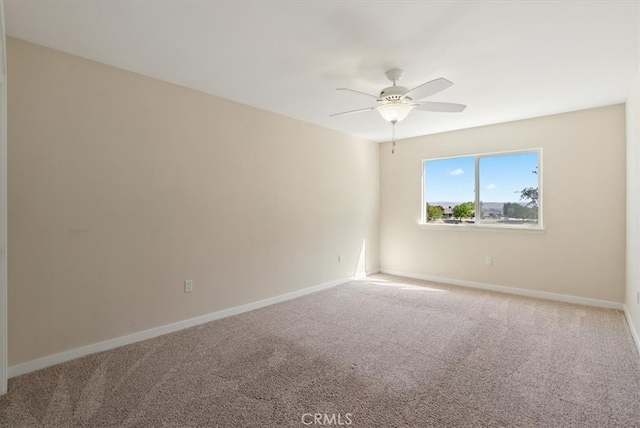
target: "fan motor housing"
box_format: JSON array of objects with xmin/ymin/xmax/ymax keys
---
[{"xmin": 379, "ymin": 85, "xmax": 409, "ymax": 102}]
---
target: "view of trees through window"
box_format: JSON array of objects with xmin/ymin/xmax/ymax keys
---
[{"xmin": 424, "ymin": 151, "xmax": 540, "ymax": 228}]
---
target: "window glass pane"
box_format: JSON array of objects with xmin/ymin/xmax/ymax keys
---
[
  {"xmin": 478, "ymin": 152, "xmax": 539, "ymax": 227},
  {"xmin": 424, "ymin": 156, "xmax": 475, "ymax": 224}
]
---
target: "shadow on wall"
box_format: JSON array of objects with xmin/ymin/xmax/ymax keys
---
[{"xmin": 355, "ymin": 240, "xmax": 366, "ymax": 279}]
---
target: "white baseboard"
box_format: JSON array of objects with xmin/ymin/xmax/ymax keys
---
[
  {"xmin": 379, "ymin": 269, "xmax": 624, "ymax": 310},
  {"xmin": 623, "ymin": 306, "xmax": 640, "ymax": 356},
  {"xmin": 9, "ymin": 272, "xmax": 377, "ymax": 379}
]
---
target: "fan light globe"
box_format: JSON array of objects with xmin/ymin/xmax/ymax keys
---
[{"xmin": 377, "ymin": 103, "xmax": 414, "ymax": 123}]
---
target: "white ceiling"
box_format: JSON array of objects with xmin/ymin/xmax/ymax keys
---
[{"xmin": 4, "ymin": 1, "xmax": 639, "ymax": 142}]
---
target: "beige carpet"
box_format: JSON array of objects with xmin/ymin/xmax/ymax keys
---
[{"xmin": 1, "ymin": 274, "xmax": 640, "ymax": 427}]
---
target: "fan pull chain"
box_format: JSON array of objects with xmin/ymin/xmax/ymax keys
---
[{"xmin": 391, "ymin": 122, "xmax": 396, "ymax": 155}]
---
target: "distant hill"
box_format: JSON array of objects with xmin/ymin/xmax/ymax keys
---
[{"xmin": 428, "ymin": 201, "xmax": 529, "ymax": 213}]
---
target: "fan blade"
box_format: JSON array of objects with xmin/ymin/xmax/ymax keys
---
[
  {"xmin": 330, "ymin": 106, "xmax": 378, "ymax": 117},
  {"xmin": 337, "ymin": 88, "xmax": 379, "ymax": 99},
  {"xmin": 404, "ymin": 78, "xmax": 453, "ymax": 101},
  {"xmin": 414, "ymin": 101, "xmax": 467, "ymax": 113}
]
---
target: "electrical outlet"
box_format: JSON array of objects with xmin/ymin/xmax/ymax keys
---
[
  {"xmin": 485, "ymin": 256, "xmax": 493, "ymax": 266},
  {"xmin": 184, "ymin": 280, "xmax": 193, "ymax": 293}
]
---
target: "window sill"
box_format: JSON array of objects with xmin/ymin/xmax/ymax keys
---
[{"xmin": 417, "ymin": 222, "xmax": 545, "ymax": 233}]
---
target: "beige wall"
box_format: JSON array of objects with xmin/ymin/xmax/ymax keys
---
[
  {"xmin": 7, "ymin": 38, "xmax": 380, "ymax": 365},
  {"xmin": 380, "ymin": 105, "xmax": 626, "ymax": 303},
  {"xmin": 625, "ymin": 6, "xmax": 640, "ymax": 340}
]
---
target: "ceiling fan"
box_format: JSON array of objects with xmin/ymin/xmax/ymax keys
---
[
  {"xmin": 331, "ymin": 69, "xmax": 466, "ymax": 153},
  {"xmin": 331, "ymin": 68, "xmax": 466, "ymax": 122}
]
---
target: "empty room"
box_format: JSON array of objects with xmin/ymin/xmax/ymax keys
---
[{"xmin": 0, "ymin": 1, "xmax": 639, "ymax": 427}]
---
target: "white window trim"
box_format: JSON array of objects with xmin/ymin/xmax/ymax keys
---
[{"xmin": 420, "ymin": 148, "xmax": 543, "ymax": 232}]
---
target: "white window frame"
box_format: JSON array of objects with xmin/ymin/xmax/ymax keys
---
[{"xmin": 420, "ymin": 148, "xmax": 543, "ymax": 231}]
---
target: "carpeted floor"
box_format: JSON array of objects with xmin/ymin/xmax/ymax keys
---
[{"xmin": 1, "ymin": 274, "xmax": 640, "ymax": 427}]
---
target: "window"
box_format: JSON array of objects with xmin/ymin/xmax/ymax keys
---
[{"xmin": 422, "ymin": 150, "xmax": 541, "ymax": 229}]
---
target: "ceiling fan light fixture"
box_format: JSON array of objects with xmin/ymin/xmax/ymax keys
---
[{"xmin": 377, "ymin": 103, "xmax": 414, "ymax": 123}]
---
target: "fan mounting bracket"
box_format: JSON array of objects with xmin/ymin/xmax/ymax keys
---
[{"xmin": 385, "ymin": 69, "xmax": 404, "ymax": 85}]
